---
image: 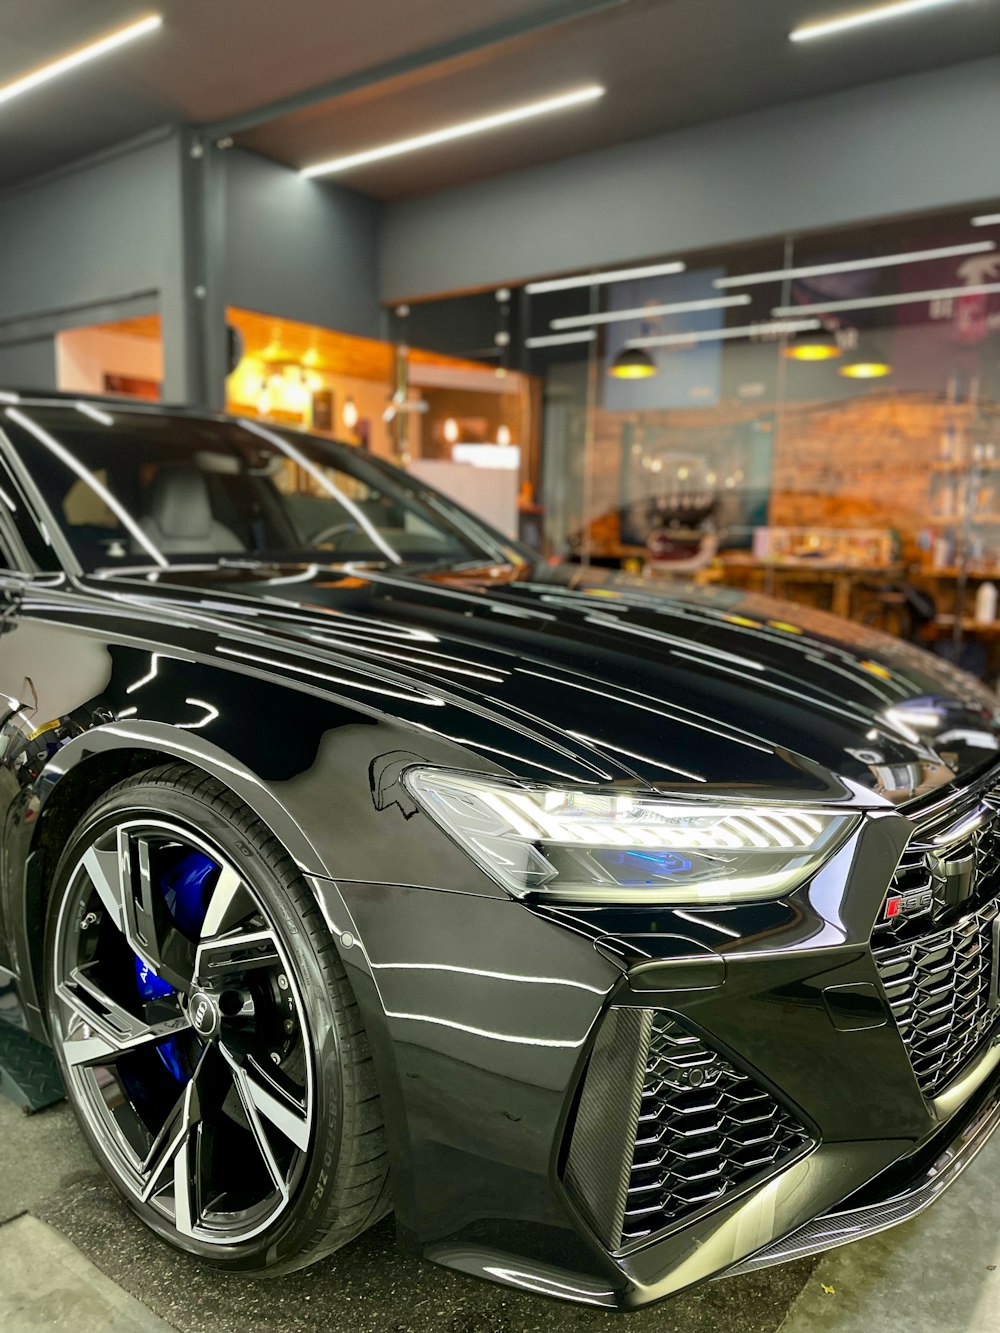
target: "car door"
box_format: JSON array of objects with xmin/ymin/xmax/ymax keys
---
[
  {"xmin": 0, "ymin": 440, "xmax": 78, "ymax": 996},
  {"xmin": 0, "ymin": 450, "xmax": 44, "ymax": 991}
]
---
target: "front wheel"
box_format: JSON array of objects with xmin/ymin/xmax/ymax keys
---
[{"xmin": 45, "ymin": 763, "xmax": 389, "ymax": 1273}]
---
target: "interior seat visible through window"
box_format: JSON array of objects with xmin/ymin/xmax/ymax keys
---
[{"xmin": 136, "ymin": 466, "xmax": 244, "ymax": 555}]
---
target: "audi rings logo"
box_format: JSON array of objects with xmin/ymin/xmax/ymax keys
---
[{"xmin": 189, "ymin": 992, "xmax": 219, "ymax": 1038}]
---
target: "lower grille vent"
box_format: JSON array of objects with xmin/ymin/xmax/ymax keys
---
[
  {"xmin": 564, "ymin": 1009, "xmax": 812, "ymax": 1251},
  {"xmin": 874, "ymin": 899, "xmax": 1000, "ymax": 1097}
]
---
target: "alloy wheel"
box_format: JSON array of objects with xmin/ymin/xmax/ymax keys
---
[{"xmin": 51, "ymin": 817, "xmax": 315, "ymax": 1245}]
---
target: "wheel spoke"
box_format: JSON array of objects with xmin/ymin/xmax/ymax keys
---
[
  {"xmin": 200, "ymin": 864, "xmax": 255, "ymax": 939},
  {"xmin": 141, "ymin": 1073, "xmax": 203, "ymax": 1235},
  {"xmin": 82, "ymin": 829, "xmax": 195, "ymax": 990},
  {"xmin": 221, "ymin": 1047, "xmax": 310, "ymax": 1154},
  {"xmin": 58, "ymin": 967, "xmax": 187, "ymax": 1068},
  {"xmin": 228, "ymin": 1059, "xmax": 291, "ymax": 1200},
  {"xmin": 125, "ymin": 831, "xmax": 196, "ymax": 990},
  {"xmin": 81, "ymin": 843, "xmax": 126, "ymax": 932},
  {"xmin": 195, "ymin": 928, "xmax": 281, "ymax": 986}
]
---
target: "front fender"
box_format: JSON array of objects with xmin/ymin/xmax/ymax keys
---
[{"xmin": 39, "ymin": 720, "xmax": 327, "ymax": 878}]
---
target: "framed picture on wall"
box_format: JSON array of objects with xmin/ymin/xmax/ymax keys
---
[
  {"xmin": 311, "ymin": 389, "xmax": 334, "ymax": 433},
  {"xmin": 104, "ymin": 373, "xmax": 160, "ymax": 400}
]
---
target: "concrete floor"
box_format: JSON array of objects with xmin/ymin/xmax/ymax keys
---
[{"xmin": 1, "ymin": 1093, "xmax": 998, "ymax": 1333}]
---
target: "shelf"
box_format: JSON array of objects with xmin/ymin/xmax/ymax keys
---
[
  {"xmin": 921, "ymin": 568, "xmax": 1000, "ymax": 580},
  {"xmin": 928, "ymin": 516, "xmax": 1000, "ymax": 526},
  {"xmin": 932, "ymin": 460, "xmax": 1000, "ymax": 473},
  {"xmin": 929, "ymin": 617, "xmax": 1000, "ymax": 637}
]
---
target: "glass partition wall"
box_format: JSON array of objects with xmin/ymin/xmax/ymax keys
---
[{"xmin": 404, "ymin": 201, "xmax": 1000, "ymax": 677}]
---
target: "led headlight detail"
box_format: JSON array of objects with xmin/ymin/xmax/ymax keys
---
[{"xmin": 404, "ymin": 768, "xmax": 857, "ymax": 904}]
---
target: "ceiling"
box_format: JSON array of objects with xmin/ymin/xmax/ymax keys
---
[{"xmin": 2, "ymin": 0, "xmax": 999, "ymax": 198}]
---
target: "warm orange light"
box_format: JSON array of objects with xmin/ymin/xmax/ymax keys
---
[{"xmin": 839, "ymin": 361, "xmax": 893, "ymax": 379}]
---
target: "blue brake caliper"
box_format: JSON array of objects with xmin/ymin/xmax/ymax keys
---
[{"xmin": 133, "ymin": 850, "xmax": 218, "ymax": 1082}]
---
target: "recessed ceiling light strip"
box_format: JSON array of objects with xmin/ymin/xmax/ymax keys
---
[
  {"xmin": 301, "ymin": 84, "xmax": 605, "ymax": 178},
  {"xmin": 972, "ymin": 214, "xmax": 1000, "ymax": 228},
  {"xmin": 790, "ymin": 0, "xmax": 961, "ymax": 43},
  {"xmin": 714, "ymin": 241, "xmax": 995, "ymax": 289},
  {"xmin": 772, "ymin": 282, "xmax": 1000, "ymax": 317},
  {"xmin": 0, "ymin": 14, "xmax": 162, "ymax": 107},
  {"xmin": 524, "ymin": 260, "xmax": 687, "ymax": 295},
  {"xmin": 627, "ymin": 320, "xmax": 821, "ymax": 349},
  {"xmin": 525, "ymin": 331, "xmax": 598, "ymax": 348},
  {"xmin": 551, "ymin": 294, "xmax": 751, "ymax": 330}
]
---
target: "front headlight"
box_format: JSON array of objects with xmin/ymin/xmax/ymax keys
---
[{"xmin": 405, "ymin": 768, "xmax": 858, "ymax": 904}]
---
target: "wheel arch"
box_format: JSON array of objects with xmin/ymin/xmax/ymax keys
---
[{"xmin": 16, "ymin": 721, "xmax": 330, "ymax": 1040}]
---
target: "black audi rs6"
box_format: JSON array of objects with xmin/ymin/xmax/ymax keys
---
[{"xmin": 1, "ymin": 392, "xmax": 999, "ymax": 1308}]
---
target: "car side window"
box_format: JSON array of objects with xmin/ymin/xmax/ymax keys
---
[{"xmin": 0, "ymin": 453, "xmax": 57, "ymax": 572}]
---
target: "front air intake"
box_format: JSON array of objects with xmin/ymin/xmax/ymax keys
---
[{"xmin": 564, "ymin": 1008, "xmax": 813, "ymax": 1251}]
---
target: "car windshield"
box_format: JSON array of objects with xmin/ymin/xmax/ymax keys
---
[{"xmin": 1, "ymin": 406, "xmax": 517, "ymax": 573}]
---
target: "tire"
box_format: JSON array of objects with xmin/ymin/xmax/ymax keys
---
[{"xmin": 44, "ymin": 762, "xmax": 390, "ymax": 1274}]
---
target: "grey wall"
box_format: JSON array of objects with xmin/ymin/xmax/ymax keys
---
[
  {"xmin": 380, "ymin": 56, "xmax": 1000, "ymax": 301},
  {"xmin": 223, "ymin": 149, "xmax": 383, "ymax": 339},
  {"xmin": 0, "ymin": 131, "xmax": 192, "ymax": 399},
  {"xmin": 0, "ymin": 134, "xmax": 174, "ymax": 321},
  {"xmin": 0, "ymin": 337, "xmax": 56, "ymax": 391}
]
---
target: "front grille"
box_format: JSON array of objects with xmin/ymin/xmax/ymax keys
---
[
  {"xmin": 872, "ymin": 785, "xmax": 1000, "ymax": 1098},
  {"xmin": 874, "ymin": 902, "xmax": 999, "ymax": 1097},
  {"xmin": 564, "ymin": 1009, "xmax": 812, "ymax": 1251}
]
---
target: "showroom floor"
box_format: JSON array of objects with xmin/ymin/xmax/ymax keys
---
[{"xmin": 1, "ymin": 1093, "xmax": 996, "ymax": 1333}]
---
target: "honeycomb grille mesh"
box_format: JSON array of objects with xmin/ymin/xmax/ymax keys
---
[
  {"xmin": 874, "ymin": 901, "xmax": 999, "ymax": 1097},
  {"xmin": 564, "ymin": 1008, "xmax": 813, "ymax": 1251},
  {"xmin": 871, "ymin": 791, "xmax": 1000, "ymax": 1099},
  {"xmin": 620, "ymin": 1015, "xmax": 812, "ymax": 1245}
]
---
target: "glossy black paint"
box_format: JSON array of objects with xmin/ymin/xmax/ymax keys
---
[{"xmin": 1, "ymin": 399, "xmax": 999, "ymax": 1306}]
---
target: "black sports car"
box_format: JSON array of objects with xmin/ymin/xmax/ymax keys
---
[{"xmin": 1, "ymin": 393, "xmax": 999, "ymax": 1309}]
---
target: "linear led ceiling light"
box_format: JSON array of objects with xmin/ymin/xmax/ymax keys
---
[
  {"xmin": 525, "ymin": 259, "xmax": 687, "ymax": 295},
  {"xmin": 627, "ymin": 319, "xmax": 821, "ymax": 349},
  {"xmin": 973, "ymin": 214, "xmax": 1000, "ymax": 227},
  {"xmin": 301, "ymin": 84, "xmax": 605, "ymax": 178},
  {"xmin": 715, "ymin": 241, "xmax": 995, "ymax": 288},
  {"xmin": 790, "ymin": 0, "xmax": 962, "ymax": 42},
  {"xmin": 551, "ymin": 294, "xmax": 751, "ymax": 330},
  {"xmin": 0, "ymin": 14, "xmax": 162, "ymax": 107},
  {"xmin": 772, "ymin": 282, "xmax": 1000, "ymax": 317},
  {"xmin": 524, "ymin": 331, "xmax": 598, "ymax": 348}
]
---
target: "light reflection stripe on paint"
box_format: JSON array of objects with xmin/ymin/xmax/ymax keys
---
[
  {"xmin": 566, "ymin": 731, "xmax": 706, "ymax": 783},
  {"xmin": 381, "ymin": 1010, "xmax": 586, "ymax": 1047},
  {"xmin": 517, "ymin": 668, "xmax": 772, "ymax": 753},
  {"xmin": 585, "ymin": 611, "xmax": 765, "ymax": 672},
  {"xmin": 407, "ymin": 721, "xmax": 604, "ymax": 783},
  {"xmin": 673, "ymin": 910, "xmax": 742, "ymax": 938},
  {"xmin": 216, "ymin": 645, "xmax": 446, "ymax": 706},
  {"xmin": 175, "ymin": 697, "xmax": 220, "ymax": 730},
  {"xmin": 371, "ymin": 962, "xmax": 607, "ymax": 993}
]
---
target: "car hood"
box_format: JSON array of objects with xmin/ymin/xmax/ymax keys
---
[{"xmin": 83, "ymin": 561, "xmax": 1000, "ymax": 808}]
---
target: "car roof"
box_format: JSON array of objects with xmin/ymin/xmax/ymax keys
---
[{"xmin": 0, "ymin": 392, "xmax": 356, "ymax": 447}]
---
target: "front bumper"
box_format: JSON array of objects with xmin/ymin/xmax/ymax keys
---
[
  {"xmin": 307, "ymin": 795, "xmax": 1000, "ymax": 1309},
  {"xmin": 727, "ymin": 1051, "xmax": 1000, "ymax": 1276}
]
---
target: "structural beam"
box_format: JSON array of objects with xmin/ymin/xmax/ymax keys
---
[{"xmin": 205, "ymin": 0, "xmax": 634, "ymax": 140}]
